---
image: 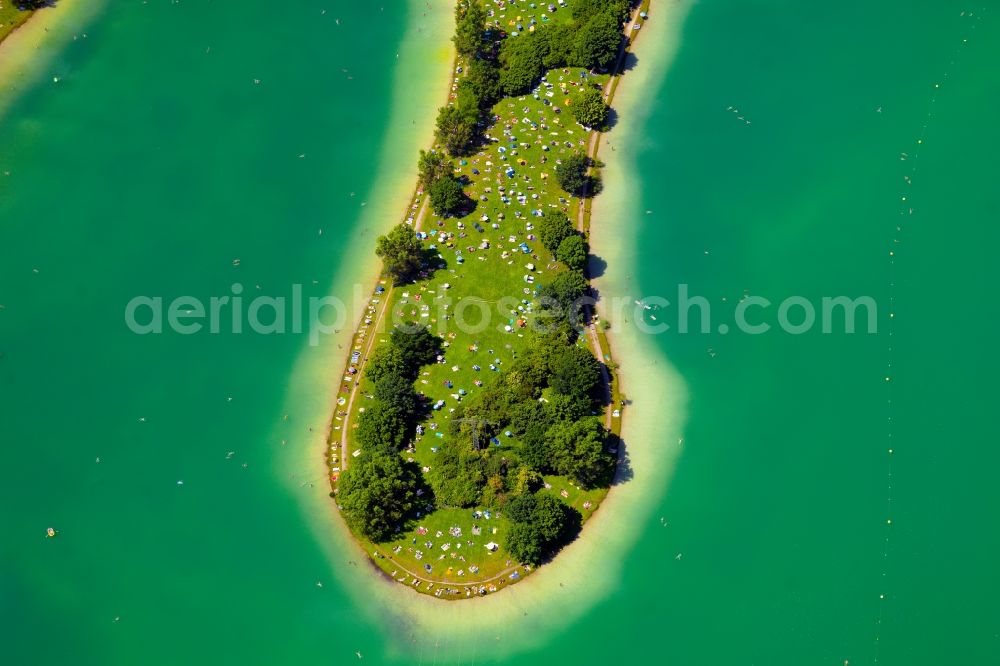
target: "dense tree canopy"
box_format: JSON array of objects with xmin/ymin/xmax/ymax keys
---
[
  {"xmin": 429, "ymin": 174, "xmax": 467, "ymax": 217},
  {"xmin": 355, "ymin": 402, "xmax": 408, "ymax": 452},
  {"xmin": 507, "ymin": 349, "xmax": 551, "ymax": 397},
  {"xmin": 573, "ymin": 9, "xmax": 624, "ymax": 71},
  {"xmin": 550, "ymin": 343, "xmax": 603, "ymax": 400},
  {"xmin": 430, "ymin": 440, "xmax": 486, "ymax": 507},
  {"xmin": 503, "ymin": 490, "xmax": 576, "ymax": 565},
  {"xmin": 453, "ymin": 2, "xmax": 489, "ymax": 56},
  {"xmin": 461, "ymin": 59, "xmax": 503, "ymax": 109},
  {"xmin": 532, "ymin": 493, "xmax": 571, "ymax": 542},
  {"xmin": 546, "ymin": 391, "xmax": 591, "ymax": 423},
  {"xmin": 538, "ymin": 269, "xmax": 590, "ymax": 324},
  {"xmin": 365, "ymin": 344, "xmax": 409, "ymax": 384},
  {"xmin": 498, "ymin": 33, "xmax": 546, "ymax": 96},
  {"xmin": 338, "ymin": 450, "xmax": 420, "ymax": 541},
  {"xmin": 506, "ymin": 489, "xmax": 539, "ymax": 523},
  {"xmin": 573, "ymin": 0, "xmax": 631, "ymax": 25},
  {"xmin": 505, "ymin": 522, "xmax": 544, "ymax": 565},
  {"xmin": 556, "ymin": 234, "xmax": 588, "ymax": 271},
  {"xmin": 342, "ymin": 322, "xmax": 445, "ymax": 537},
  {"xmin": 417, "ymin": 149, "xmax": 452, "ymax": 190},
  {"xmin": 555, "ymin": 152, "xmax": 591, "ymax": 195},
  {"xmin": 572, "ymin": 86, "xmax": 610, "ymax": 129},
  {"xmin": 435, "ymin": 105, "xmax": 478, "ymax": 156},
  {"xmin": 389, "ymin": 324, "xmax": 442, "ymax": 369},
  {"xmin": 375, "ymin": 223, "xmax": 423, "ymax": 285},
  {"xmin": 535, "ymin": 23, "xmax": 577, "ymax": 69},
  {"xmin": 373, "ymin": 372, "xmax": 420, "ymax": 421},
  {"xmin": 510, "ymin": 466, "xmax": 544, "ymax": 496},
  {"xmin": 538, "ymin": 210, "xmax": 575, "ymax": 254},
  {"xmin": 546, "ymin": 417, "xmax": 612, "ymax": 488}
]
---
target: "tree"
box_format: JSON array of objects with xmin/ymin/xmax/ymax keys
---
[
  {"xmin": 506, "ymin": 492, "xmax": 538, "ymax": 523},
  {"xmin": 571, "ymin": 86, "xmax": 610, "ymax": 129},
  {"xmin": 538, "ymin": 210, "xmax": 575, "ymax": 254},
  {"xmin": 338, "ymin": 450, "xmax": 420, "ymax": 541},
  {"xmin": 555, "ymin": 152, "xmax": 590, "ymax": 195},
  {"xmin": 507, "ymin": 348, "xmax": 550, "ymax": 397},
  {"xmin": 546, "ymin": 391, "xmax": 591, "ymax": 423},
  {"xmin": 536, "ymin": 23, "xmax": 576, "ymax": 69},
  {"xmin": 519, "ymin": 423, "xmax": 552, "ymax": 472},
  {"xmin": 556, "ymin": 234, "xmax": 588, "ymax": 270},
  {"xmin": 505, "ymin": 491, "xmax": 574, "ymax": 564},
  {"xmin": 505, "ymin": 521, "xmax": 544, "ymax": 565},
  {"xmin": 572, "ymin": 0, "xmax": 631, "ymax": 25},
  {"xmin": 573, "ymin": 10, "xmax": 623, "ymax": 71},
  {"xmin": 453, "ymin": 2, "xmax": 488, "ymax": 56},
  {"xmin": 374, "ymin": 372, "xmax": 420, "ymax": 421},
  {"xmin": 458, "ymin": 385, "xmax": 511, "ymax": 448},
  {"xmin": 532, "ymin": 493, "xmax": 568, "ymax": 542},
  {"xmin": 366, "ymin": 344, "xmax": 409, "ymax": 384},
  {"xmin": 498, "ymin": 33, "xmax": 546, "ymax": 96},
  {"xmin": 389, "ymin": 324, "xmax": 442, "ymax": 368},
  {"xmin": 538, "ymin": 269, "xmax": 590, "ymax": 322},
  {"xmin": 510, "ymin": 466, "xmax": 543, "ymax": 496},
  {"xmin": 549, "ymin": 344, "xmax": 602, "ymax": 400},
  {"xmin": 417, "ymin": 150, "xmax": 452, "ymax": 190},
  {"xmin": 429, "ymin": 174, "xmax": 467, "ymax": 217},
  {"xmin": 375, "ymin": 223, "xmax": 423, "ymax": 285},
  {"xmin": 460, "ymin": 59, "xmax": 502, "ymax": 109},
  {"xmin": 430, "ymin": 440, "xmax": 486, "ymax": 507},
  {"xmin": 546, "ymin": 417, "xmax": 612, "ymax": 488},
  {"xmin": 435, "ymin": 105, "xmax": 477, "ymax": 156},
  {"xmin": 355, "ymin": 402, "xmax": 408, "ymax": 452}
]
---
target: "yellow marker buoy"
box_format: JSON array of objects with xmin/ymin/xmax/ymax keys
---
[{"xmin": 46, "ymin": 527, "xmax": 56, "ymax": 538}]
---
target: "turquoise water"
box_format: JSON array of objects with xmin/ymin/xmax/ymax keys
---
[
  {"xmin": 2, "ymin": 1, "xmax": 998, "ymax": 664},
  {"xmin": 612, "ymin": 1, "xmax": 999, "ymax": 664},
  {"xmin": 1, "ymin": 1, "xmax": 416, "ymax": 663}
]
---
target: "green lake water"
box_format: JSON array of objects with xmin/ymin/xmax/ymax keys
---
[{"xmin": 2, "ymin": 1, "xmax": 998, "ymax": 664}]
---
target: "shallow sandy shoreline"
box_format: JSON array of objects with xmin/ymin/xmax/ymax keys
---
[
  {"xmin": 283, "ymin": 0, "xmax": 696, "ymax": 656},
  {"xmin": 0, "ymin": 0, "xmax": 104, "ymax": 120},
  {"xmin": 275, "ymin": 0, "xmax": 457, "ymax": 594}
]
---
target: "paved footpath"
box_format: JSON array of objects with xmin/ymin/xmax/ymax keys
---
[{"xmin": 577, "ymin": 5, "xmax": 646, "ymax": 430}]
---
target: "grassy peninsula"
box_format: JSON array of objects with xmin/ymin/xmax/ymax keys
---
[{"xmin": 328, "ymin": 0, "xmax": 648, "ymax": 599}]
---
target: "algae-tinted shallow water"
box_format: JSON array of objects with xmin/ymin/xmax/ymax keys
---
[{"xmin": 2, "ymin": 1, "xmax": 998, "ymax": 664}]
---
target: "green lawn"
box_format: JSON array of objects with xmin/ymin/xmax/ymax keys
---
[{"xmin": 488, "ymin": 0, "xmax": 579, "ymax": 31}]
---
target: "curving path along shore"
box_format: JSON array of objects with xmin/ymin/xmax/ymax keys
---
[
  {"xmin": 335, "ymin": 196, "xmax": 432, "ymax": 469},
  {"xmin": 326, "ymin": 0, "xmax": 655, "ymax": 596},
  {"xmin": 580, "ymin": 3, "xmax": 651, "ymax": 432}
]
